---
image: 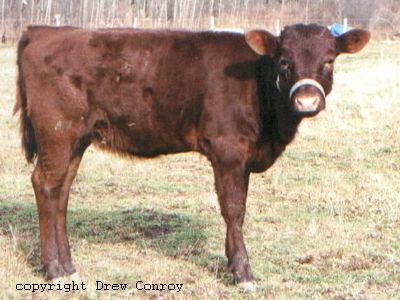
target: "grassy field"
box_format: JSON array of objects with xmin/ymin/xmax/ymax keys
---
[{"xmin": 0, "ymin": 39, "xmax": 399, "ymax": 300}]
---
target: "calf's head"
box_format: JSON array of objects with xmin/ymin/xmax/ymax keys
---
[{"xmin": 245, "ymin": 24, "xmax": 370, "ymax": 117}]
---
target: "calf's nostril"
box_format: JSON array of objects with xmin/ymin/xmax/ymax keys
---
[{"xmin": 295, "ymin": 96, "xmax": 320, "ymax": 111}]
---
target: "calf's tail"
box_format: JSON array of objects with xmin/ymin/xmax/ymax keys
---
[{"xmin": 13, "ymin": 31, "xmax": 37, "ymax": 163}]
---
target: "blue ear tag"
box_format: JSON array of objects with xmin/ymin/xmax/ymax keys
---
[{"xmin": 329, "ymin": 23, "xmax": 350, "ymax": 37}]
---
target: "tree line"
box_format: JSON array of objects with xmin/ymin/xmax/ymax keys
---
[{"xmin": 1, "ymin": 0, "xmax": 399, "ymax": 42}]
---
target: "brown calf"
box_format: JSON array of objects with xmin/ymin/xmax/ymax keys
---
[{"xmin": 14, "ymin": 24, "xmax": 369, "ymax": 290}]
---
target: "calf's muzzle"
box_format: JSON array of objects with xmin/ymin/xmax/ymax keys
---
[{"xmin": 290, "ymin": 79, "xmax": 326, "ymax": 115}]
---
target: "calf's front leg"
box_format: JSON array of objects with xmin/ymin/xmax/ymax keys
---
[{"xmin": 209, "ymin": 141, "xmax": 255, "ymax": 290}]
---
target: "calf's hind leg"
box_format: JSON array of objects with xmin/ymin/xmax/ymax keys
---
[{"xmin": 31, "ymin": 134, "xmax": 88, "ymax": 280}]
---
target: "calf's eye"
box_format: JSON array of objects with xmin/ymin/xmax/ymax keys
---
[
  {"xmin": 324, "ymin": 59, "xmax": 335, "ymax": 69},
  {"xmin": 279, "ymin": 59, "xmax": 290, "ymax": 69}
]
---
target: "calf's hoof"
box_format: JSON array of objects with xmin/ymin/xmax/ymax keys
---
[
  {"xmin": 51, "ymin": 272, "xmax": 81, "ymax": 284},
  {"xmin": 238, "ymin": 281, "xmax": 257, "ymax": 292},
  {"xmin": 68, "ymin": 272, "xmax": 81, "ymax": 282},
  {"xmin": 51, "ymin": 277, "xmax": 65, "ymax": 285}
]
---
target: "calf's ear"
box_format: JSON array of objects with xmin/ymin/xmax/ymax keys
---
[
  {"xmin": 336, "ymin": 29, "xmax": 371, "ymax": 54},
  {"xmin": 245, "ymin": 30, "xmax": 277, "ymax": 56}
]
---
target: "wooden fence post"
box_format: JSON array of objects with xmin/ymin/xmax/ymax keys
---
[
  {"xmin": 55, "ymin": 14, "xmax": 61, "ymax": 26},
  {"xmin": 210, "ymin": 16, "xmax": 215, "ymax": 29},
  {"xmin": 275, "ymin": 19, "xmax": 281, "ymax": 35}
]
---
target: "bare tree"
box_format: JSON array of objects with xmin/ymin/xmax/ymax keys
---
[{"xmin": 0, "ymin": 0, "xmax": 398, "ymax": 42}]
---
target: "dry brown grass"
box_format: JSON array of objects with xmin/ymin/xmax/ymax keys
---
[{"xmin": 1, "ymin": 40, "xmax": 399, "ymax": 299}]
